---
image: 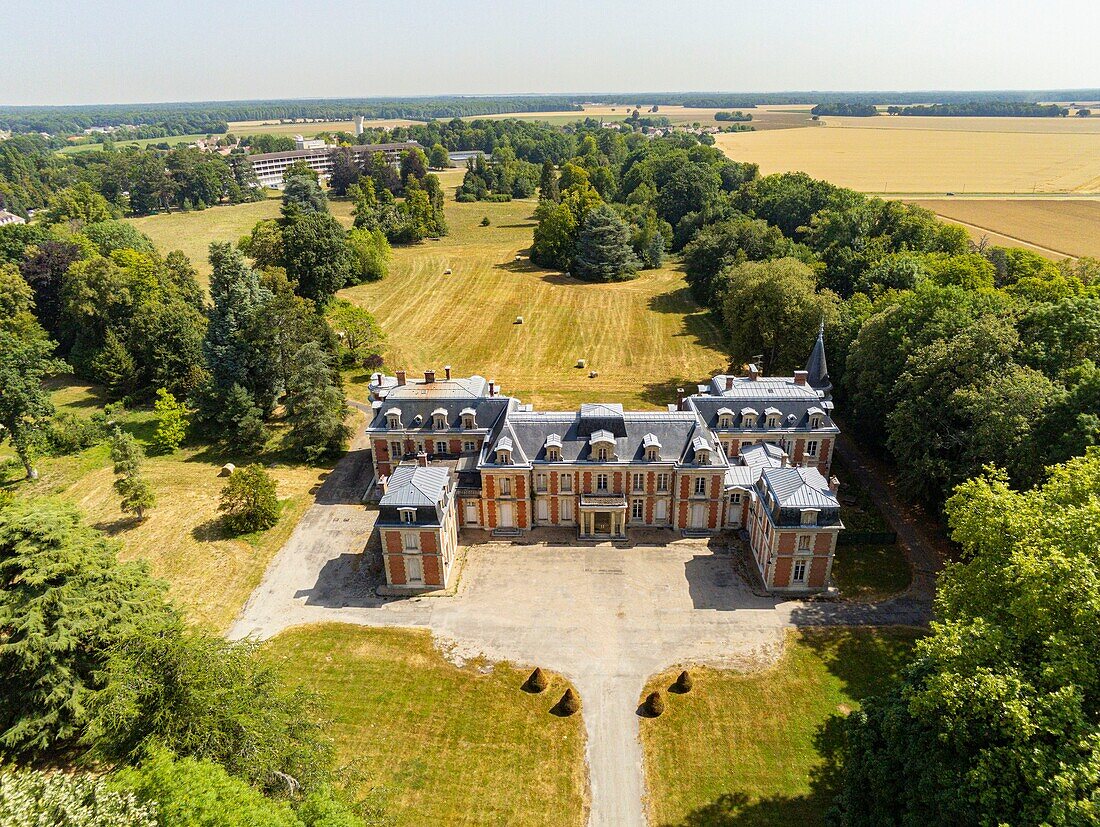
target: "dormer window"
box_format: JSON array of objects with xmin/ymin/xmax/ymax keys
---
[
  {"xmin": 589, "ymin": 429, "xmax": 616, "ymax": 462},
  {"xmin": 545, "ymin": 434, "xmax": 562, "ymax": 462},
  {"xmin": 696, "ymin": 448, "xmax": 710, "ymax": 464},
  {"xmin": 717, "ymin": 407, "xmax": 735, "ymax": 428},
  {"xmin": 801, "ymin": 509, "xmax": 819, "ymax": 526},
  {"xmin": 642, "ymin": 433, "xmax": 661, "ymax": 461},
  {"xmin": 646, "ymin": 447, "xmax": 659, "ymax": 461},
  {"xmin": 385, "ymin": 407, "xmax": 402, "ymax": 429},
  {"xmin": 764, "ymin": 407, "xmax": 782, "ymax": 429},
  {"xmin": 399, "ymin": 508, "xmax": 416, "ymax": 524},
  {"xmin": 807, "ymin": 406, "xmax": 825, "ymax": 429},
  {"xmin": 495, "ymin": 435, "xmax": 513, "ymax": 465},
  {"xmin": 741, "ymin": 407, "xmax": 758, "ymax": 429},
  {"xmin": 692, "ymin": 435, "xmax": 711, "ymax": 465},
  {"xmin": 432, "ymin": 408, "xmax": 448, "ymax": 430},
  {"xmin": 460, "ymin": 407, "xmax": 477, "ymax": 429}
]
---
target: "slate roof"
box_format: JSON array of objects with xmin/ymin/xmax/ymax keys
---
[
  {"xmin": 724, "ymin": 443, "xmax": 785, "ymax": 489},
  {"xmin": 486, "ymin": 408, "xmax": 726, "ymax": 467},
  {"xmin": 761, "ymin": 466, "xmax": 838, "ymax": 509},
  {"xmin": 366, "ymin": 376, "xmax": 512, "ymax": 433},
  {"xmin": 805, "ymin": 321, "xmax": 832, "ymax": 395},
  {"xmin": 688, "ymin": 392, "xmax": 836, "ymax": 432},
  {"xmin": 379, "ymin": 465, "xmax": 451, "ymax": 507}
]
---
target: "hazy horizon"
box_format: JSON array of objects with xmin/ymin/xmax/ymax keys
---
[{"xmin": 2, "ymin": 0, "xmax": 1098, "ymax": 107}]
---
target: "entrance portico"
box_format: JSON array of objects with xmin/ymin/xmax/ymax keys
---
[{"xmin": 579, "ymin": 496, "xmax": 628, "ymax": 538}]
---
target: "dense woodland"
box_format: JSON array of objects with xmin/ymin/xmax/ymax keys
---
[{"xmin": 810, "ymin": 103, "xmax": 879, "ymax": 117}]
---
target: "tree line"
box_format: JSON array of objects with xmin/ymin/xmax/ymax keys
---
[
  {"xmin": 810, "ymin": 103, "xmax": 878, "ymax": 116},
  {"xmin": 0, "ymin": 134, "xmax": 261, "ymax": 218},
  {"xmin": 886, "ymin": 101, "xmax": 1070, "ymax": 117}
]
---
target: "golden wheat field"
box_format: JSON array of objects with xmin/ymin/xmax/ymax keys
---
[
  {"xmin": 908, "ymin": 198, "xmax": 1100, "ymax": 259},
  {"xmin": 716, "ymin": 117, "xmax": 1100, "ymax": 194}
]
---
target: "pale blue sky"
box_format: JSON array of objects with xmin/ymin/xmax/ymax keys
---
[{"xmin": 1, "ymin": 0, "xmax": 1097, "ymax": 106}]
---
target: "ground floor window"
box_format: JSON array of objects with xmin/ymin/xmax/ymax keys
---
[
  {"xmin": 792, "ymin": 559, "xmax": 808, "ymax": 583},
  {"xmin": 655, "ymin": 499, "xmax": 668, "ymax": 522},
  {"xmin": 631, "ymin": 498, "xmax": 643, "ymax": 520},
  {"xmin": 537, "ymin": 498, "xmax": 549, "ymax": 520},
  {"xmin": 561, "ymin": 498, "xmax": 574, "ymax": 521}
]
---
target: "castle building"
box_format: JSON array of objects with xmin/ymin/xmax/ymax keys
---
[{"xmin": 363, "ymin": 331, "xmax": 842, "ymax": 594}]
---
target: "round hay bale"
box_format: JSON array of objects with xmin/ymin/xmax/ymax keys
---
[
  {"xmin": 218, "ymin": 463, "xmax": 236, "ymax": 477},
  {"xmin": 588, "ymin": 370, "xmax": 598, "ymax": 378},
  {"xmin": 643, "ymin": 691, "xmax": 665, "ymax": 717},
  {"xmin": 444, "ymin": 268, "xmax": 452, "ymax": 275},
  {"xmin": 554, "ymin": 688, "xmax": 580, "ymax": 716},
  {"xmin": 576, "ymin": 359, "xmax": 586, "ymax": 368},
  {"xmin": 514, "ymin": 316, "xmax": 524, "ymax": 324},
  {"xmin": 524, "ymin": 667, "xmax": 548, "ymax": 693},
  {"xmin": 672, "ymin": 670, "xmax": 693, "ymax": 694}
]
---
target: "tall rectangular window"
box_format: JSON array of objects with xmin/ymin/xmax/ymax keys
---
[
  {"xmin": 798, "ymin": 534, "xmax": 813, "ymax": 551},
  {"xmin": 435, "ymin": 441, "xmax": 447, "ymax": 455},
  {"xmin": 694, "ymin": 477, "xmax": 707, "ymax": 496},
  {"xmin": 656, "ymin": 473, "xmax": 670, "ymax": 492},
  {"xmin": 560, "ymin": 473, "xmax": 572, "ymax": 492},
  {"xmin": 632, "ymin": 473, "xmax": 644, "ymax": 492},
  {"xmin": 403, "ymin": 532, "xmax": 419, "ymax": 551},
  {"xmin": 499, "ymin": 477, "xmax": 511, "ymax": 496},
  {"xmin": 596, "ymin": 473, "xmax": 609, "ymax": 492},
  {"xmin": 632, "ymin": 499, "xmax": 644, "ymax": 520},
  {"xmin": 390, "ymin": 441, "xmax": 402, "ymax": 459},
  {"xmin": 792, "ymin": 559, "xmax": 807, "ymax": 583},
  {"xmin": 536, "ymin": 473, "xmax": 548, "ymax": 492},
  {"xmin": 806, "ymin": 440, "xmax": 819, "ymax": 457}
]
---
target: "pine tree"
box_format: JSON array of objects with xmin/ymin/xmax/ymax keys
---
[
  {"xmin": 539, "ymin": 160, "xmax": 560, "ymax": 202},
  {"xmin": 572, "ymin": 205, "xmax": 640, "ymax": 283},
  {"xmin": 110, "ymin": 428, "xmax": 145, "ymax": 477},
  {"xmin": 91, "ymin": 328, "xmax": 136, "ymax": 396},
  {"xmin": 284, "ymin": 342, "xmax": 350, "ymax": 461},
  {"xmin": 115, "ymin": 474, "xmax": 156, "ymax": 520}
]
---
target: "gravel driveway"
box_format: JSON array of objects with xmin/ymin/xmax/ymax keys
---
[{"xmin": 231, "ymin": 474, "xmax": 928, "ymax": 827}]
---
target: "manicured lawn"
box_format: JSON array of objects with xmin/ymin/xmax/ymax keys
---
[
  {"xmin": 340, "ymin": 192, "xmax": 727, "ymax": 411},
  {"xmin": 2, "ymin": 375, "xmax": 339, "ymax": 631},
  {"xmin": 641, "ymin": 627, "xmax": 921, "ymax": 827},
  {"xmin": 830, "ymin": 543, "xmax": 912, "ymax": 601},
  {"xmin": 266, "ymin": 624, "xmax": 588, "ymax": 826}
]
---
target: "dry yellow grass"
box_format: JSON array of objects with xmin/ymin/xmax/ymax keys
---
[
  {"xmin": 127, "ymin": 197, "xmax": 357, "ymax": 285},
  {"xmin": 716, "ymin": 120, "xmax": 1100, "ymax": 194},
  {"xmin": 340, "ymin": 195, "xmax": 727, "ymax": 411},
  {"xmin": 907, "ymin": 198, "xmax": 1100, "ymax": 259}
]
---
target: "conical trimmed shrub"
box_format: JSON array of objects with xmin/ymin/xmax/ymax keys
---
[
  {"xmin": 643, "ymin": 691, "xmax": 665, "ymax": 717},
  {"xmin": 672, "ymin": 670, "xmax": 693, "ymax": 694},
  {"xmin": 554, "ymin": 688, "xmax": 580, "ymax": 716},
  {"xmin": 524, "ymin": 667, "xmax": 548, "ymax": 693}
]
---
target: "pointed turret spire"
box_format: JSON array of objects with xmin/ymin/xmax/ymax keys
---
[{"xmin": 805, "ymin": 319, "xmax": 831, "ymax": 397}]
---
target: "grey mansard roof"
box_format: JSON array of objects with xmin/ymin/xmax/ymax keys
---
[
  {"xmin": 688, "ymin": 392, "xmax": 835, "ymax": 431},
  {"xmin": 760, "ymin": 466, "xmax": 838, "ymax": 510},
  {"xmin": 366, "ymin": 376, "xmax": 513, "ymax": 433},
  {"xmin": 486, "ymin": 408, "xmax": 727, "ymax": 468},
  {"xmin": 379, "ymin": 465, "xmax": 451, "ymax": 507}
]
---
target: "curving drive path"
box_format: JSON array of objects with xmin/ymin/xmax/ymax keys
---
[{"xmin": 231, "ymin": 505, "xmax": 929, "ymax": 826}]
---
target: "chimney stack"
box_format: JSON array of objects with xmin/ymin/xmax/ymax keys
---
[
  {"xmin": 829, "ymin": 475, "xmax": 840, "ymax": 494},
  {"xmin": 425, "ymin": 369, "xmax": 436, "ymax": 384},
  {"xmin": 725, "ymin": 376, "xmax": 735, "ymax": 391},
  {"xmin": 395, "ymin": 369, "xmax": 406, "ymax": 386},
  {"xmin": 378, "ymin": 474, "xmax": 389, "ymax": 495},
  {"xmin": 416, "ymin": 451, "xmax": 429, "ymax": 467},
  {"xmin": 781, "ymin": 453, "xmax": 789, "ymax": 467},
  {"xmin": 488, "ymin": 380, "xmax": 496, "ymax": 397},
  {"xmin": 444, "ymin": 365, "xmax": 452, "ymax": 380},
  {"xmin": 793, "ymin": 370, "xmax": 808, "ymax": 386},
  {"xmin": 676, "ymin": 388, "xmax": 685, "ymax": 410},
  {"xmin": 748, "ymin": 364, "xmax": 760, "ymax": 381}
]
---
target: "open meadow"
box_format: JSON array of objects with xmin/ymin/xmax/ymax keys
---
[
  {"xmin": 1, "ymin": 376, "xmax": 345, "ymax": 631},
  {"xmin": 715, "ymin": 114, "xmax": 1100, "ymax": 194},
  {"xmin": 482, "ymin": 104, "xmax": 816, "ymax": 130},
  {"xmin": 266, "ymin": 624, "xmax": 588, "ymax": 826},
  {"xmin": 641, "ymin": 628, "xmax": 921, "ymax": 827},
  {"xmin": 340, "ymin": 193, "xmax": 727, "ymax": 411},
  {"xmin": 907, "ymin": 198, "xmax": 1100, "ymax": 259},
  {"xmin": 127, "ymin": 195, "xmax": 356, "ymax": 284}
]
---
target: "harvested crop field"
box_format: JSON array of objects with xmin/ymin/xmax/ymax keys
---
[
  {"xmin": 716, "ymin": 119, "xmax": 1100, "ymax": 194},
  {"xmin": 908, "ymin": 198, "xmax": 1100, "ymax": 259}
]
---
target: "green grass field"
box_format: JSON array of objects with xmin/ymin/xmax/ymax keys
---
[
  {"xmin": 641, "ymin": 628, "xmax": 921, "ymax": 827},
  {"xmin": 266, "ymin": 624, "xmax": 588, "ymax": 826}
]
